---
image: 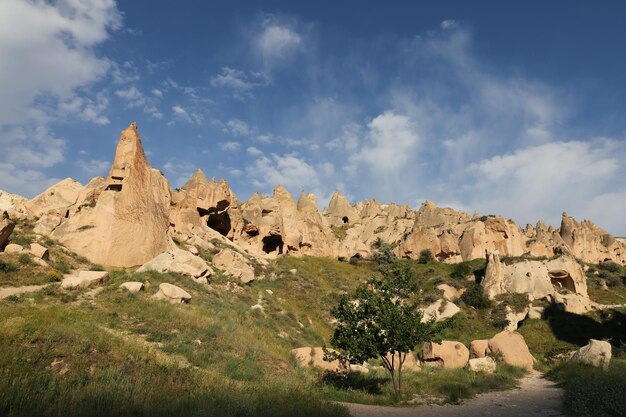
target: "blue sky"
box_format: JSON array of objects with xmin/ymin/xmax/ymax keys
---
[{"xmin": 1, "ymin": 0, "xmax": 626, "ymax": 234}]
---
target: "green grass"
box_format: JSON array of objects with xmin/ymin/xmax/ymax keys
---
[
  {"xmin": 588, "ymin": 285, "xmax": 626, "ymax": 305},
  {"xmin": 548, "ymin": 359, "xmax": 626, "ymax": 417}
]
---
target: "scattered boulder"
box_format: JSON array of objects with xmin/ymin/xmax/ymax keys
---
[
  {"xmin": 437, "ymin": 283, "xmax": 464, "ymax": 301},
  {"xmin": 290, "ymin": 347, "xmax": 346, "ymax": 372},
  {"xmin": 527, "ymin": 305, "xmax": 545, "ymax": 320},
  {"xmin": 467, "ymin": 357, "xmax": 497, "ymax": 373},
  {"xmin": 136, "ymin": 248, "xmax": 212, "ymax": 279},
  {"xmin": 3, "ymin": 243, "xmax": 24, "ymax": 254},
  {"xmin": 488, "ymin": 330, "xmax": 534, "ymax": 370},
  {"xmin": 153, "ymin": 283, "xmax": 191, "ymax": 304},
  {"xmin": 120, "ymin": 282, "xmax": 144, "ymax": 293},
  {"xmin": 212, "ymin": 248, "xmax": 255, "ymax": 284},
  {"xmin": 29, "ymin": 243, "xmax": 49, "ymax": 260},
  {"xmin": 422, "ymin": 341, "xmax": 469, "ymax": 369},
  {"xmin": 470, "ymin": 339, "xmax": 491, "ymax": 358},
  {"xmin": 505, "ymin": 306, "xmax": 529, "ymax": 331},
  {"xmin": 420, "ymin": 299, "xmax": 460, "ymax": 323},
  {"xmin": 569, "ymin": 339, "xmax": 612, "ymax": 369},
  {"xmin": 61, "ymin": 271, "xmax": 109, "ymax": 289},
  {"xmin": 385, "ymin": 351, "xmax": 421, "ymax": 372},
  {"xmin": 0, "ymin": 213, "xmax": 15, "ymax": 249}
]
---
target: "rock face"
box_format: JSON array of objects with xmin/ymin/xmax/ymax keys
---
[
  {"xmin": 26, "ymin": 178, "xmax": 84, "ymax": 218},
  {"xmin": 488, "ymin": 331, "xmax": 534, "ymax": 370},
  {"xmin": 212, "ymin": 248, "xmax": 255, "ymax": 283},
  {"xmin": 569, "ymin": 339, "xmax": 612, "ymax": 369},
  {"xmin": 0, "ymin": 190, "xmax": 28, "ymax": 219},
  {"xmin": 290, "ymin": 347, "xmax": 347, "ymax": 372},
  {"xmin": 470, "ymin": 340, "xmax": 490, "ymax": 358},
  {"xmin": 52, "ymin": 123, "xmax": 173, "ymax": 267},
  {"xmin": 153, "ymin": 283, "xmax": 191, "ymax": 304},
  {"xmin": 0, "ymin": 213, "xmax": 15, "ymax": 249},
  {"xmin": 422, "ymin": 341, "xmax": 470, "ymax": 369},
  {"xmin": 560, "ymin": 212, "xmax": 626, "ymax": 264},
  {"xmin": 420, "ymin": 299, "xmax": 460, "ymax": 323},
  {"xmin": 137, "ymin": 248, "xmax": 212, "ymax": 280}
]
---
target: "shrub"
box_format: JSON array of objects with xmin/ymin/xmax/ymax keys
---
[
  {"xmin": 605, "ymin": 275, "xmax": 623, "ymax": 288},
  {"xmin": 10, "ymin": 234, "xmax": 33, "ymax": 246},
  {"xmin": 418, "ymin": 249, "xmax": 434, "ymax": 264},
  {"xmin": 371, "ymin": 243, "xmax": 397, "ymax": 265},
  {"xmin": 599, "ymin": 261, "xmax": 621, "ymax": 273},
  {"xmin": 54, "ymin": 259, "xmax": 72, "ymax": 274},
  {"xmin": 451, "ymin": 262, "xmax": 472, "ymax": 279},
  {"xmin": 0, "ymin": 261, "xmax": 17, "ymax": 273},
  {"xmin": 18, "ymin": 253, "xmax": 35, "ymax": 266},
  {"xmin": 348, "ymin": 256, "xmax": 359, "ymax": 265},
  {"xmin": 460, "ymin": 283, "xmax": 492, "ymax": 309}
]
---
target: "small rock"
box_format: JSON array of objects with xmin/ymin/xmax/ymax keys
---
[
  {"xmin": 569, "ymin": 339, "xmax": 612, "ymax": 369},
  {"xmin": 187, "ymin": 245, "xmax": 199, "ymax": 255},
  {"xmin": 265, "ymin": 289, "xmax": 273, "ymax": 295},
  {"xmin": 289, "ymin": 269, "xmax": 297, "ymax": 275},
  {"xmin": 153, "ymin": 283, "xmax": 191, "ymax": 304},
  {"xmin": 467, "ymin": 357, "xmax": 496, "ymax": 373},
  {"xmin": 29, "ymin": 243, "xmax": 49, "ymax": 260},
  {"xmin": 120, "ymin": 281, "xmax": 144, "ymax": 293},
  {"xmin": 61, "ymin": 271, "xmax": 109, "ymax": 289},
  {"xmin": 4, "ymin": 243, "xmax": 24, "ymax": 254}
]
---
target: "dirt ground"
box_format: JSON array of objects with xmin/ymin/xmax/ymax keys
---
[{"xmin": 344, "ymin": 371, "xmax": 563, "ymax": 417}]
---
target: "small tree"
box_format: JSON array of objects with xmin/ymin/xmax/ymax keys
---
[
  {"xmin": 326, "ymin": 267, "xmax": 449, "ymax": 397},
  {"xmin": 371, "ymin": 243, "xmax": 397, "ymax": 265},
  {"xmin": 418, "ymin": 249, "xmax": 434, "ymax": 264}
]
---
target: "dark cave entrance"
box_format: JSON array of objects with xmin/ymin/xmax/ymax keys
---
[
  {"xmin": 342, "ymin": 216, "xmax": 349, "ymax": 224},
  {"xmin": 262, "ymin": 235, "xmax": 284, "ymax": 254}
]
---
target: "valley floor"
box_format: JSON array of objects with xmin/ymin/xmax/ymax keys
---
[{"xmin": 345, "ymin": 372, "xmax": 563, "ymax": 417}]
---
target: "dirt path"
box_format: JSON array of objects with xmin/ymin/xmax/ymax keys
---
[
  {"xmin": 344, "ymin": 372, "xmax": 563, "ymax": 417},
  {"xmin": 0, "ymin": 284, "xmax": 50, "ymax": 299}
]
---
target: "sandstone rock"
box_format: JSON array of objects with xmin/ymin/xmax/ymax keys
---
[
  {"xmin": 422, "ymin": 341, "xmax": 469, "ymax": 369},
  {"xmin": 470, "ymin": 340, "xmax": 490, "ymax": 358},
  {"xmin": 488, "ymin": 331, "xmax": 534, "ymax": 370},
  {"xmin": 212, "ymin": 248, "xmax": 255, "ymax": 284},
  {"xmin": 290, "ymin": 347, "xmax": 346, "ymax": 372},
  {"xmin": 560, "ymin": 212, "xmax": 626, "ymax": 264},
  {"xmin": 505, "ymin": 306, "xmax": 529, "ymax": 331},
  {"xmin": 569, "ymin": 339, "xmax": 612, "ymax": 369},
  {"xmin": 467, "ymin": 357, "xmax": 497, "ymax": 373},
  {"xmin": 0, "ymin": 215, "xmax": 15, "ymax": 249},
  {"xmin": 29, "ymin": 243, "xmax": 49, "ymax": 260},
  {"xmin": 136, "ymin": 248, "xmax": 212, "ymax": 279},
  {"xmin": 553, "ymin": 292, "xmax": 592, "ymax": 314},
  {"xmin": 420, "ymin": 299, "xmax": 460, "ymax": 323},
  {"xmin": 437, "ymin": 283, "xmax": 464, "ymax": 301},
  {"xmin": 120, "ymin": 282, "xmax": 144, "ymax": 293},
  {"xmin": 26, "ymin": 178, "xmax": 83, "ymax": 218},
  {"xmin": 153, "ymin": 283, "xmax": 191, "ymax": 304},
  {"xmin": 33, "ymin": 213, "xmax": 63, "ymax": 236},
  {"xmin": 4, "ymin": 243, "xmax": 24, "ymax": 254},
  {"xmin": 0, "ymin": 190, "xmax": 28, "ymax": 219},
  {"xmin": 527, "ymin": 305, "xmax": 545, "ymax": 320},
  {"xmin": 325, "ymin": 190, "xmax": 359, "ymax": 227},
  {"xmin": 385, "ymin": 351, "xmax": 421, "ymax": 372},
  {"xmin": 187, "ymin": 245, "xmax": 199, "ymax": 255},
  {"xmin": 52, "ymin": 123, "xmax": 173, "ymax": 267},
  {"xmin": 61, "ymin": 271, "xmax": 109, "ymax": 289}
]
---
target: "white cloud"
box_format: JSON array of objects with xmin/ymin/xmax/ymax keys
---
[
  {"xmin": 255, "ymin": 15, "xmax": 303, "ymax": 70},
  {"xmin": 246, "ymin": 146, "xmax": 264, "ymax": 156},
  {"xmin": 171, "ymin": 105, "xmax": 202, "ymax": 124},
  {"xmin": 77, "ymin": 159, "xmax": 110, "ymax": 175},
  {"xmin": 224, "ymin": 119, "xmax": 251, "ymax": 136},
  {"xmin": 151, "ymin": 89, "xmax": 163, "ymax": 97},
  {"xmin": 0, "ymin": 162, "xmax": 61, "ymax": 197},
  {"xmin": 1, "ymin": 126, "xmax": 65, "ymax": 169},
  {"xmin": 256, "ymin": 134, "xmax": 272, "ymax": 143},
  {"xmin": 210, "ymin": 67, "xmax": 270, "ymax": 97},
  {"xmin": 220, "ymin": 141, "xmax": 242, "ymax": 152}
]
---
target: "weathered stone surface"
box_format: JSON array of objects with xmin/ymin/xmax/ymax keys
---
[
  {"xmin": 26, "ymin": 178, "xmax": 83, "ymax": 218},
  {"xmin": 488, "ymin": 331, "xmax": 534, "ymax": 370},
  {"xmin": 467, "ymin": 357, "xmax": 497, "ymax": 373},
  {"xmin": 52, "ymin": 123, "xmax": 173, "ymax": 267},
  {"xmin": 4, "ymin": 243, "xmax": 24, "ymax": 254},
  {"xmin": 527, "ymin": 306, "xmax": 545, "ymax": 320},
  {"xmin": 0, "ymin": 190, "xmax": 28, "ymax": 219},
  {"xmin": 212, "ymin": 248, "xmax": 255, "ymax": 283},
  {"xmin": 470, "ymin": 339, "xmax": 490, "ymax": 358},
  {"xmin": 290, "ymin": 347, "xmax": 346, "ymax": 372},
  {"xmin": 569, "ymin": 339, "xmax": 612, "ymax": 369},
  {"xmin": 505, "ymin": 306, "xmax": 529, "ymax": 331},
  {"xmin": 420, "ymin": 299, "xmax": 460, "ymax": 323},
  {"xmin": 120, "ymin": 281, "xmax": 144, "ymax": 293},
  {"xmin": 422, "ymin": 341, "xmax": 469, "ymax": 369},
  {"xmin": 153, "ymin": 283, "xmax": 191, "ymax": 304},
  {"xmin": 136, "ymin": 248, "xmax": 212, "ymax": 279},
  {"xmin": 61, "ymin": 271, "xmax": 109, "ymax": 289},
  {"xmin": 29, "ymin": 243, "xmax": 49, "ymax": 260},
  {"xmin": 385, "ymin": 351, "xmax": 421, "ymax": 372},
  {"xmin": 437, "ymin": 283, "xmax": 464, "ymax": 301},
  {"xmin": 0, "ymin": 215, "xmax": 15, "ymax": 249},
  {"xmin": 560, "ymin": 212, "xmax": 626, "ymax": 264}
]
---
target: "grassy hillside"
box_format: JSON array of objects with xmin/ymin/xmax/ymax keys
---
[{"xmin": 1, "ymin": 222, "xmax": 625, "ymax": 415}]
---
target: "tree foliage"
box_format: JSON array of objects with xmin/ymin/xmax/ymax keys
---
[
  {"xmin": 371, "ymin": 243, "xmax": 397, "ymax": 265},
  {"xmin": 326, "ymin": 266, "xmax": 450, "ymax": 397}
]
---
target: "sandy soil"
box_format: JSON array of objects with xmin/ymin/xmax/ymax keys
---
[
  {"xmin": 0, "ymin": 284, "xmax": 48, "ymax": 299},
  {"xmin": 344, "ymin": 371, "xmax": 563, "ymax": 417}
]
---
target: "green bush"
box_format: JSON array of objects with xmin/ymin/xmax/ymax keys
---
[
  {"xmin": 0, "ymin": 260, "xmax": 18, "ymax": 273},
  {"xmin": 460, "ymin": 283, "xmax": 492, "ymax": 309},
  {"xmin": 451, "ymin": 263, "xmax": 472, "ymax": 279},
  {"xmin": 18, "ymin": 253, "xmax": 35, "ymax": 266},
  {"xmin": 418, "ymin": 249, "xmax": 434, "ymax": 264},
  {"xmin": 371, "ymin": 243, "xmax": 397, "ymax": 265},
  {"xmin": 599, "ymin": 261, "xmax": 621, "ymax": 273},
  {"xmin": 54, "ymin": 259, "xmax": 72, "ymax": 274}
]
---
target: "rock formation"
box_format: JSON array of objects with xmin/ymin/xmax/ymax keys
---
[{"xmin": 0, "ymin": 212, "xmax": 15, "ymax": 249}]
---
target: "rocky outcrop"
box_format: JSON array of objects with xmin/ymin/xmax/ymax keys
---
[
  {"xmin": 212, "ymin": 248, "xmax": 256, "ymax": 283},
  {"xmin": 420, "ymin": 299, "xmax": 460, "ymax": 322},
  {"xmin": 136, "ymin": 248, "xmax": 212, "ymax": 281},
  {"xmin": 569, "ymin": 339, "xmax": 612, "ymax": 369},
  {"xmin": 51, "ymin": 123, "xmax": 173, "ymax": 267},
  {"xmin": 290, "ymin": 347, "xmax": 347, "ymax": 372},
  {"xmin": 488, "ymin": 330, "xmax": 534, "ymax": 370},
  {"xmin": 560, "ymin": 212, "xmax": 625, "ymax": 264},
  {"xmin": 26, "ymin": 178, "xmax": 84, "ymax": 218},
  {"xmin": 422, "ymin": 340, "xmax": 470, "ymax": 369},
  {"xmin": 0, "ymin": 191, "xmax": 28, "ymax": 219},
  {"xmin": 0, "ymin": 213, "xmax": 15, "ymax": 249},
  {"xmin": 470, "ymin": 340, "xmax": 490, "ymax": 358}
]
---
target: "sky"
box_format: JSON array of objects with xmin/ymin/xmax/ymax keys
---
[{"xmin": 1, "ymin": 0, "xmax": 626, "ymax": 235}]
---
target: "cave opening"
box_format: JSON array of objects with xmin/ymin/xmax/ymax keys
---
[
  {"xmin": 342, "ymin": 216, "xmax": 349, "ymax": 224},
  {"xmin": 262, "ymin": 235, "xmax": 284, "ymax": 254},
  {"xmin": 207, "ymin": 212, "xmax": 231, "ymax": 237},
  {"xmin": 549, "ymin": 270, "xmax": 577, "ymax": 293}
]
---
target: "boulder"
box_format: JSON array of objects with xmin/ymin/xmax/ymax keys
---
[
  {"xmin": 553, "ymin": 292, "xmax": 591, "ymax": 314},
  {"xmin": 290, "ymin": 347, "xmax": 346, "ymax": 372},
  {"xmin": 0, "ymin": 190, "xmax": 28, "ymax": 219},
  {"xmin": 385, "ymin": 351, "xmax": 421, "ymax": 372},
  {"xmin": 467, "ymin": 357, "xmax": 497, "ymax": 373},
  {"xmin": 488, "ymin": 330, "xmax": 534, "ymax": 370},
  {"xmin": 26, "ymin": 178, "xmax": 83, "ymax": 218},
  {"xmin": 120, "ymin": 282, "xmax": 144, "ymax": 293},
  {"xmin": 29, "ymin": 243, "xmax": 49, "ymax": 260},
  {"xmin": 212, "ymin": 248, "xmax": 255, "ymax": 283},
  {"xmin": 437, "ymin": 283, "xmax": 464, "ymax": 301},
  {"xmin": 4, "ymin": 243, "xmax": 24, "ymax": 254},
  {"xmin": 470, "ymin": 339, "xmax": 491, "ymax": 358},
  {"xmin": 420, "ymin": 299, "xmax": 460, "ymax": 323},
  {"xmin": 505, "ymin": 306, "xmax": 529, "ymax": 331},
  {"xmin": 61, "ymin": 271, "xmax": 109, "ymax": 289},
  {"xmin": 0, "ymin": 214, "xmax": 15, "ymax": 249},
  {"xmin": 153, "ymin": 283, "xmax": 191, "ymax": 304},
  {"xmin": 569, "ymin": 339, "xmax": 612, "ymax": 369},
  {"xmin": 527, "ymin": 305, "xmax": 545, "ymax": 320},
  {"xmin": 136, "ymin": 248, "xmax": 212, "ymax": 279},
  {"xmin": 422, "ymin": 341, "xmax": 469, "ymax": 369}
]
